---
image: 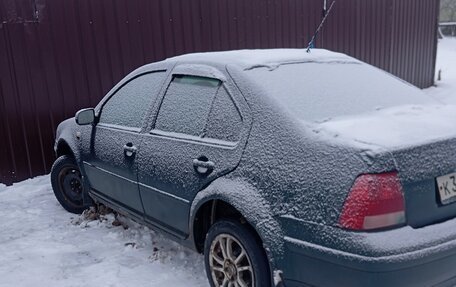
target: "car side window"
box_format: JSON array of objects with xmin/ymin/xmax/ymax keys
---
[
  {"xmin": 154, "ymin": 75, "xmax": 221, "ymax": 136},
  {"xmin": 99, "ymin": 71, "xmax": 166, "ymax": 128},
  {"xmin": 205, "ymin": 87, "xmax": 243, "ymax": 143}
]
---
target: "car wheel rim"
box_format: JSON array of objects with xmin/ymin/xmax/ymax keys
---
[
  {"xmin": 209, "ymin": 233, "xmax": 254, "ymax": 287},
  {"xmin": 58, "ymin": 165, "xmax": 84, "ymax": 207}
]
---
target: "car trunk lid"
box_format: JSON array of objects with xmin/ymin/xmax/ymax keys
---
[{"xmin": 314, "ymin": 104, "xmax": 456, "ymax": 228}]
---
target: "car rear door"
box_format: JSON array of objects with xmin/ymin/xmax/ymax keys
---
[
  {"xmin": 136, "ymin": 67, "xmax": 251, "ymax": 238},
  {"xmin": 82, "ymin": 71, "xmax": 167, "ymax": 216}
]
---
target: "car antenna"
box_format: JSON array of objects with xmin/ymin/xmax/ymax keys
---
[{"xmin": 306, "ymin": 0, "xmax": 336, "ymax": 53}]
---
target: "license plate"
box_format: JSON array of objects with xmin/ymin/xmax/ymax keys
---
[{"xmin": 437, "ymin": 172, "xmax": 456, "ymax": 204}]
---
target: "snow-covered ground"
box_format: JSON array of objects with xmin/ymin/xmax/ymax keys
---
[
  {"xmin": 0, "ymin": 38, "xmax": 455, "ymax": 287},
  {"xmin": 425, "ymin": 37, "xmax": 456, "ymax": 104},
  {"xmin": 0, "ymin": 177, "xmax": 208, "ymax": 287}
]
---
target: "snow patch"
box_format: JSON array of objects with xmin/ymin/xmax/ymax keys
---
[
  {"xmin": 0, "ymin": 176, "xmax": 208, "ymax": 287},
  {"xmin": 426, "ymin": 38, "xmax": 456, "ymax": 104},
  {"xmin": 314, "ymin": 104, "xmax": 456, "ymax": 149}
]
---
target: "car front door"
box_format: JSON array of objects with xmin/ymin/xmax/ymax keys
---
[
  {"xmin": 82, "ymin": 71, "xmax": 167, "ymax": 216},
  {"xmin": 136, "ymin": 69, "xmax": 251, "ymax": 238}
]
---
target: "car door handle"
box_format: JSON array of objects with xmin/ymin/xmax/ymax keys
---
[
  {"xmin": 123, "ymin": 143, "xmax": 137, "ymax": 157},
  {"xmin": 193, "ymin": 157, "xmax": 215, "ymax": 175}
]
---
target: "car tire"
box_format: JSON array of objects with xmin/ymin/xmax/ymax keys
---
[
  {"xmin": 204, "ymin": 219, "xmax": 271, "ymax": 287},
  {"xmin": 51, "ymin": 155, "xmax": 88, "ymax": 214}
]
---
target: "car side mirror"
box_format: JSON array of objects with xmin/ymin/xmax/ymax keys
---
[{"xmin": 75, "ymin": 108, "xmax": 95, "ymax": 125}]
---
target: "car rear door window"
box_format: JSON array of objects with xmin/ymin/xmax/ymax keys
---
[
  {"xmin": 99, "ymin": 72, "xmax": 165, "ymax": 128},
  {"xmin": 154, "ymin": 75, "xmax": 221, "ymax": 136},
  {"xmin": 205, "ymin": 87, "xmax": 243, "ymax": 143}
]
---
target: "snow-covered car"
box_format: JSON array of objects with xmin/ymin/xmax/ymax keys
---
[{"xmin": 51, "ymin": 49, "xmax": 456, "ymax": 287}]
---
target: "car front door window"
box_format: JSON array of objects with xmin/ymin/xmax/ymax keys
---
[{"xmin": 99, "ymin": 72, "xmax": 165, "ymax": 129}]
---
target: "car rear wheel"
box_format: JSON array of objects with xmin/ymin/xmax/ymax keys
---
[
  {"xmin": 51, "ymin": 155, "xmax": 87, "ymax": 214},
  {"xmin": 204, "ymin": 219, "xmax": 271, "ymax": 287}
]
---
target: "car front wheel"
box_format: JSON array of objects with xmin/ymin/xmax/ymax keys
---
[
  {"xmin": 51, "ymin": 155, "xmax": 88, "ymax": 214},
  {"xmin": 204, "ymin": 219, "xmax": 271, "ymax": 287}
]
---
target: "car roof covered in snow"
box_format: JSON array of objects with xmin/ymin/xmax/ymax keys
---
[{"xmin": 163, "ymin": 48, "xmax": 359, "ymax": 70}]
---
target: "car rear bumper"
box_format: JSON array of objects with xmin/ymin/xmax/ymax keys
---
[{"xmin": 280, "ymin": 217, "xmax": 456, "ymax": 287}]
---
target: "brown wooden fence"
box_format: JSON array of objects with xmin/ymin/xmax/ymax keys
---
[{"xmin": 0, "ymin": 0, "xmax": 440, "ymax": 185}]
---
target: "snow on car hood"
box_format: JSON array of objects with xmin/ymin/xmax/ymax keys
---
[{"xmin": 313, "ymin": 105, "xmax": 456, "ymax": 150}]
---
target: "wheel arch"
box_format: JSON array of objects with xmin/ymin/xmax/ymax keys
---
[
  {"xmin": 55, "ymin": 139, "xmax": 75, "ymax": 158},
  {"xmin": 189, "ymin": 177, "xmax": 284, "ymax": 275},
  {"xmin": 54, "ymin": 128, "xmax": 82, "ymax": 162}
]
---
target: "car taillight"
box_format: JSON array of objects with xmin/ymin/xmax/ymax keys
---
[{"xmin": 339, "ymin": 172, "xmax": 406, "ymax": 231}]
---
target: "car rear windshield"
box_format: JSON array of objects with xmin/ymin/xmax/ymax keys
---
[{"xmin": 243, "ymin": 62, "xmax": 435, "ymax": 122}]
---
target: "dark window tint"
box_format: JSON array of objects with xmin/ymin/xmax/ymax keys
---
[
  {"xmin": 155, "ymin": 75, "xmax": 221, "ymax": 136},
  {"xmin": 205, "ymin": 87, "xmax": 242, "ymax": 142},
  {"xmin": 99, "ymin": 72, "xmax": 165, "ymax": 128}
]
